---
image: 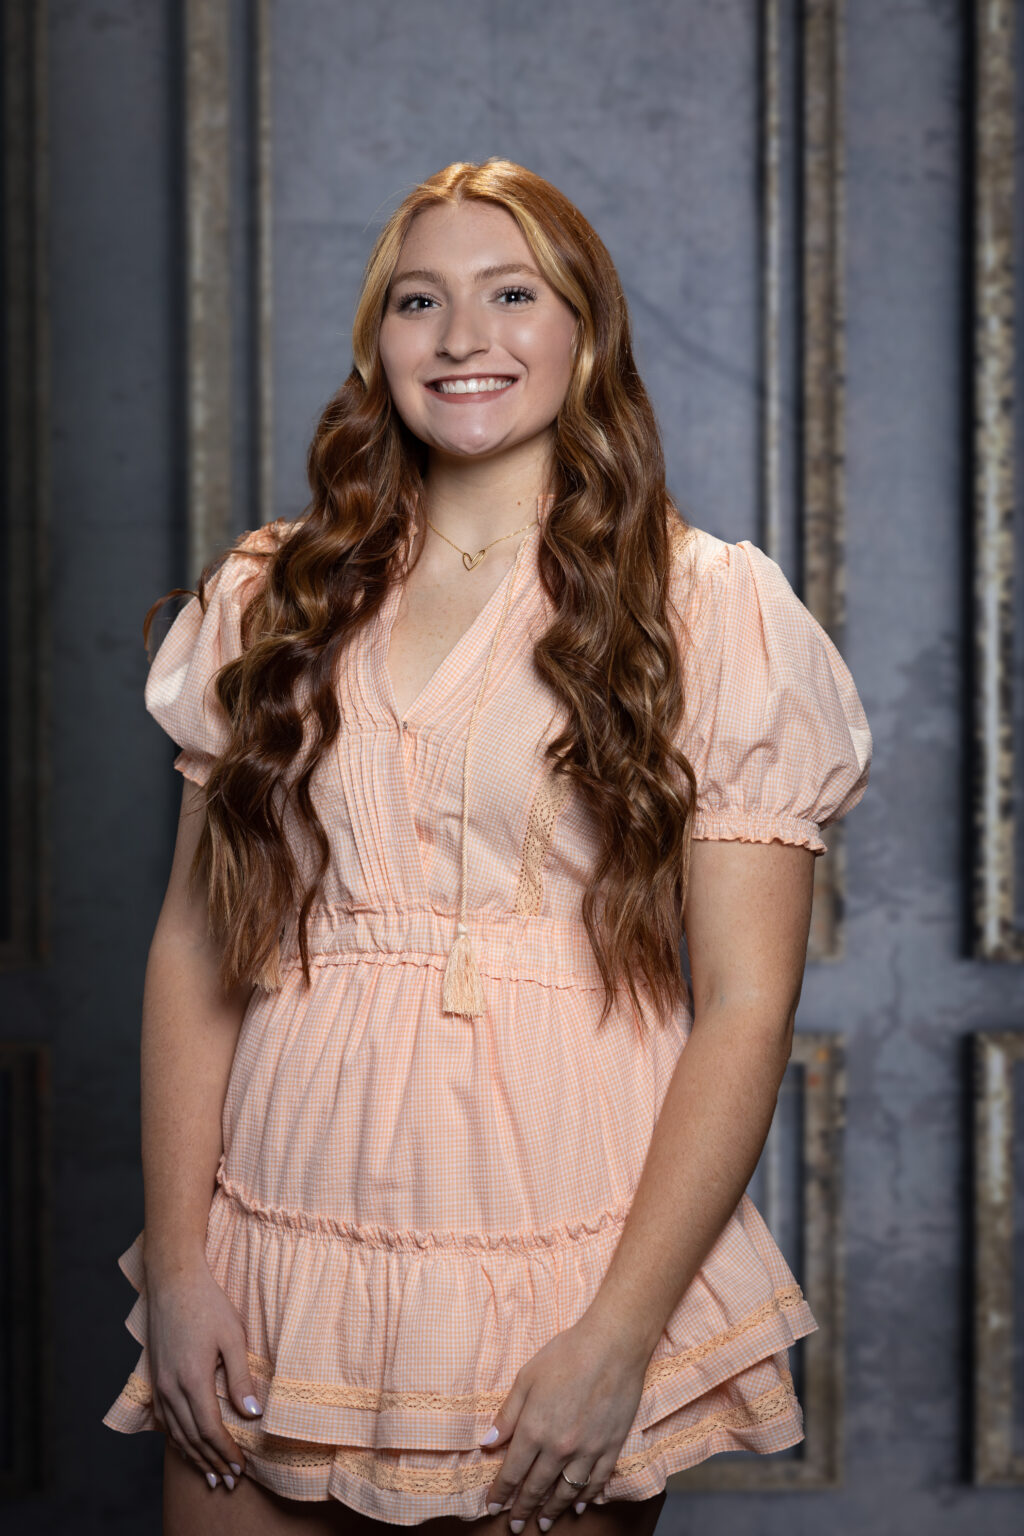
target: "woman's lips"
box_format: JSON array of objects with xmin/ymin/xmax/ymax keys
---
[{"xmin": 423, "ymin": 378, "xmax": 519, "ymax": 402}]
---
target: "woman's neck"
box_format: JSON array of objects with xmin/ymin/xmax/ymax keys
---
[{"xmin": 419, "ymin": 447, "xmax": 553, "ymax": 551}]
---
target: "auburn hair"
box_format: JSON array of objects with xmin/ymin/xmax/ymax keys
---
[{"xmin": 143, "ymin": 157, "xmax": 700, "ymax": 1040}]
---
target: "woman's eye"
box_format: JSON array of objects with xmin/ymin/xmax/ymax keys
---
[
  {"xmin": 394, "ymin": 285, "xmax": 538, "ymax": 313},
  {"xmin": 396, "ymin": 292, "xmax": 436, "ymax": 312}
]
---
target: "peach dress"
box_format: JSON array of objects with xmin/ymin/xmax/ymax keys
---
[{"xmin": 102, "ymin": 496, "xmax": 873, "ymax": 1522}]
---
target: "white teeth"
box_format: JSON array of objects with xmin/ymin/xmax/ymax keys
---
[{"xmin": 434, "ymin": 376, "xmax": 515, "ymax": 394}]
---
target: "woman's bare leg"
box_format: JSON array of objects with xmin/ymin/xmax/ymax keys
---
[
  {"xmin": 377, "ymin": 1489, "xmax": 668, "ymax": 1535},
  {"xmin": 163, "ymin": 1438, "xmax": 667, "ymax": 1536},
  {"xmin": 162, "ymin": 1440, "xmax": 374, "ymax": 1535}
]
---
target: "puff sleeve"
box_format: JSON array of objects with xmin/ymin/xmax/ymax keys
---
[
  {"xmin": 669, "ymin": 529, "xmax": 873, "ymax": 855},
  {"xmin": 144, "ymin": 526, "xmax": 278, "ymax": 786}
]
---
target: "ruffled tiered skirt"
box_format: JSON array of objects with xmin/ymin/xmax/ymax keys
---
[{"xmin": 102, "ymin": 918, "xmax": 818, "ymax": 1523}]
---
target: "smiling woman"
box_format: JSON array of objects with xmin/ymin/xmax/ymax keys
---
[
  {"xmin": 378, "ymin": 204, "xmax": 577, "ymax": 472},
  {"xmin": 103, "ymin": 158, "xmax": 872, "ymax": 1535}
]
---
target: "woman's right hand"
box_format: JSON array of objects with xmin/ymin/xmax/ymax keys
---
[{"xmin": 145, "ymin": 1256, "xmax": 264, "ymax": 1488}]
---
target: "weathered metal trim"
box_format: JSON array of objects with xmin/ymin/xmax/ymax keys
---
[
  {"xmin": 971, "ymin": 0, "xmax": 1023, "ymax": 961},
  {"xmin": 185, "ymin": 0, "xmax": 233, "ymax": 579},
  {"xmin": 255, "ymin": 0, "xmax": 274, "ymax": 529},
  {"xmin": 972, "ymin": 1029, "xmax": 1024, "ymax": 1482},
  {"xmin": 802, "ymin": 0, "xmax": 847, "ymax": 964},
  {"xmin": 759, "ymin": 2, "xmax": 849, "ymax": 964}
]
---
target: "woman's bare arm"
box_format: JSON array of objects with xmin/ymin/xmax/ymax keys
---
[
  {"xmin": 134, "ymin": 776, "xmax": 267, "ymax": 1487},
  {"xmin": 578, "ymin": 836, "xmax": 816, "ymax": 1357},
  {"xmin": 140, "ymin": 776, "xmax": 255, "ymax": 1284}
]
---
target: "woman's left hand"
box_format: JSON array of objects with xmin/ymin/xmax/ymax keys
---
[{"xmin": 478, "ymin": 1313, "xmax": 650, "ymax": 1529}]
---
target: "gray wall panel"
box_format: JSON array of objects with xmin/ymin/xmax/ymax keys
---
[{"xmin": 5, "ymin": 0, "xmax": 1019, "ymax": 1530}]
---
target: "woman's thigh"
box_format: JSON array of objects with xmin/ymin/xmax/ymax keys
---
[
  {"xmin": 162, "ymin": 1440, "xmax": 371, "ymax": 1535},
  {"xmin": 163, "ymin": 1441, "xmax": 667, "ymax": 1536},
  {"xmin": 419, "ymin": 1489, "xmax": 668, "ymax": 1536},
  {"xmin": 321, "ymin": 1490, "xmax": 668, "ymax": 1536}
]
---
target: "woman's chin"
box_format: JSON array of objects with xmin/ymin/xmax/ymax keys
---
[{"xmin": 421, "ymin": 433, "xmax": 515, "ymax": 462}]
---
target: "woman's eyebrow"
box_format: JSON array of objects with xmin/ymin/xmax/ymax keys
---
[{"xmin": 390, "ymin": 262, "xmax": 542, "ymax": 287}]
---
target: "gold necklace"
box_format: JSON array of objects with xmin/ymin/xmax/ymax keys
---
[{"xmin": 423, "ymin": 512, "xmax": 539, "ymax": 571}]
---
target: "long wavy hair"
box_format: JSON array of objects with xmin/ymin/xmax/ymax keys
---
[{"xmin": 143, "ymin": 157, "xmax": 700, "ymax": 1039}]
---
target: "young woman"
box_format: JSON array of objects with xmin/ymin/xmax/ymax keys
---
[{"xmin": 103, "ymin": 158, "xmax": 872, "ymax": 1535}]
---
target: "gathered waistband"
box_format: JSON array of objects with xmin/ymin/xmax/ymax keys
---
[{"xmin": 277, "ymin": 906, "xmax": 608, "ymax": 989}]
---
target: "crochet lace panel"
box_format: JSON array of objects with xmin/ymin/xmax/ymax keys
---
[{"xmin": 513, "ymin": 767, "xmax": 573, "ymax": 917}]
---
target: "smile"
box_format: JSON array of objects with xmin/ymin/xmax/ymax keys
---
[{"xmin": 425, "ymin": 376, "xmax": 518, "ymax": 398}]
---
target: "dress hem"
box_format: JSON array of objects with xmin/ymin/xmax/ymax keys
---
[{"xmin": 103, "ymin": 1355, "xmax": 810, "ymax": 1522}]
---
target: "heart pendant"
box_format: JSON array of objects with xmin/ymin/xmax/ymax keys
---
[{"xmin": 462, "ymin": 550, "xmax": 486, "ymax": 571}]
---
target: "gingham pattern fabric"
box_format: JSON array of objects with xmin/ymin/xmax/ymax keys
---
[{"xmin": 102, "ymin": 505, "xmax": 873, "ymax": 1522}]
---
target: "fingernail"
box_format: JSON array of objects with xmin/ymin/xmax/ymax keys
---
[
  {"xmin": 242, "ymin": 1395, "xmax": 263, "ymax": 1415},
  {"xmin": 575, "ymin": 1501, "xmax": 587, "ymax": 1514},
  {"xmin": 539, "ymin": 1520, "xmax": 553, "ymax": 1532},
  {"xmin": 206, "ymin": 1471, "xmax": 218, "ymax": 1488},
  {"xmin": 223, "ymin": 1474, "xmax": 235, "ymax": 1490},
  {"xmin": 229, "ymin": 1463, "xmax": 242, "ymax": 1475},
  {"xmin": 480, "ymin": 1424, "xmax": 499, "ymax": 1445},
  {"xmin": 510, "ymin": 1522, "xmax": 525, "ymax": 1534},
  {"xmin": 487, "ymin": 1504, "xmax": 502, "ymax": 1517}
]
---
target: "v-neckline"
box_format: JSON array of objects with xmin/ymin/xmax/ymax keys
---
[{"xmin": 379, "ymin": 511, "xmax": 544, "ymax": 728}]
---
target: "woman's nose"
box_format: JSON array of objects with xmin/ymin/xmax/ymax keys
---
[{"xmin": 436, "ymin": 298, "xmax": 490, "ymax": 358}]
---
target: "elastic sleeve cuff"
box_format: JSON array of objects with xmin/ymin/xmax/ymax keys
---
[{"xmin": 690, "ymin": 808, "xmax": 827, "ymax": 856}]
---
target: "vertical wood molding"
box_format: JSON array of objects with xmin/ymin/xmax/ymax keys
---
[
  {"xmin": 185, "ymin": 0, "xmax": 232, "ymax": 579},
  {"xmin": 255, "ymin": 0, "xmax": 275, "ymax": 529},
  {"xmin": 762, "ymin": 0, "xmax": 784, "ymax": 567},
  {"xmin": 184, "ymin": 0, "xmax": 274, "ymax": 579},
  {"xmin": 972, "ymin": 1030, "xmax": 1024, "ymax": 1482},
  {"xmin": 760, "ymin": 0, "xmax": 850, "ymax": 964},
  {"xmin": 803, "ymin": 0, "xmax": 848, "ymax": 962},
  {"xmin": 672, "ymin": 1032, "xmax": 846, "ymax": 1488},
  {"xmin": 971, "ymin": 0, "xmax": 1023, "ymax": 961},
  {"xmin": 802, "ymin": 0, "xmax": 847, "ymax": 643},
  {"xmin": 1, "ymin": 0, "xmax": 49, "ymax": 970}
]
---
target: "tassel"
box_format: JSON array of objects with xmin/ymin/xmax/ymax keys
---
[{"xmin": 441, "ymin": 920, "xmax": 487, "ymax": 1017}]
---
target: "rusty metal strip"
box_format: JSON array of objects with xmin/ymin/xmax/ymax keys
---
[
  {"xmin": 255, "ymin": 0, "xmax": 275, "ymax": 528},
  {"xmin": 759, "ymin": 2, "xmax": 850, "ymax": 963},
  {"xmin": 799, "ymin": 0, "xmax": 848, "ymax": 963},
  {"xmin": 972, "ymin": 1029, "xmax": 1024, "ymax": 1482},
  {"xmin": 763, "ymin": 0, "xmax": 783, "ymax": 568},
  {"xmin": 185, "ymin": 0, "xmax": 232, "ymax": 578},
  {"xmin": 971, "ymin": 0, "xmax": 1023, "ymax": 961}
]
